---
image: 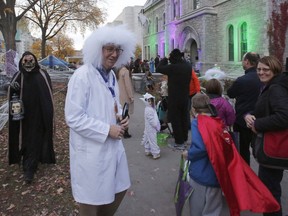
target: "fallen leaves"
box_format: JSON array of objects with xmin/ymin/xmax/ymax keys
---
[
  {"xmin": 0, "ymin": 82, "xmax": 78, "ymax": 215},
  {"xmin": 6, "ymin": 204, "xmax": 15, "ymax": 210},
  {"xmin": 21, "ymin": 190, "xmax": 31, "ymax": 195},
  {"xmin": 57, "ymin": 187, "xmax": 64, "ymax": 194}
]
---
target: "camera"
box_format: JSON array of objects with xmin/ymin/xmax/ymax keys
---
[{"xmin": 122, "ymin": 102, "xmax": 129, "ymax": 119}]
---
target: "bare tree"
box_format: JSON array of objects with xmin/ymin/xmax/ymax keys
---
[
  {"xmin": 25, "ymin": 0, "xmax": 105, "ymax": 58},
  {"xmin": 0, "ymin": 0, "xmax": 40, "ymax": 51}
]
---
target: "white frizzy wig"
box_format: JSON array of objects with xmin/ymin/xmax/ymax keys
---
[{"xmin": 82, "ymin": 25, "xmax": 137, "ymax": 68}]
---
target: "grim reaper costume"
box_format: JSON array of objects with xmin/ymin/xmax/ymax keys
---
[{"xmin": 8, "ymin": 51, "xmax": 55, "ymax": 183}]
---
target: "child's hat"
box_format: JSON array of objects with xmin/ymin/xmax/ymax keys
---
[{"xmin": 143, "ymin": 93, "xmax": 155, "ymax": 100}]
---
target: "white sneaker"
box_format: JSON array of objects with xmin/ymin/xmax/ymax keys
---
[
  {"xmin": 153, "ymin": 154, "xmax": 161, "ymax": 160},
  {"xmin": 145, "ymin": 152, "xmax": 152, "ymax": 156}
]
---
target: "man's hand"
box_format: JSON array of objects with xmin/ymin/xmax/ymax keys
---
[
  {"xmin": 109, "ymin": 125, "xmax": 125, "ymax": 139},
  {"xmin": 244, "ymin": 114, "xmax": 256, "ymax": 129},
  {"xmin": 119, "ymin": 116, "xmax": 129, "ymax": 129}
]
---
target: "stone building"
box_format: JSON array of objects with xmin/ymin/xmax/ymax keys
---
[{"xmin": 141, "ymin": 0, "xmax": 288, "ymax": 76}]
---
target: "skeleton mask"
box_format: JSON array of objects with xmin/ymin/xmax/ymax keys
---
[
  {"xmin": 22, "ymin": 54, "xmax": 36, "ymax": 72},
  {"xmin": 12, "ymin": 102, "xmax": 21, "ymax": 114}
]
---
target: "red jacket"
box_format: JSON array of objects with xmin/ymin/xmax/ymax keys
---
[
  {"xmin": 189, "ymin": 69, "xmax": 200, "ymax": 96},
  {"xmin": 198, "ymin": 115, "xmax": 280, "ymax": 216}
]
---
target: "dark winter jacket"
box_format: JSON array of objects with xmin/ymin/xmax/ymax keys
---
[
  {"xmin": 227, "ymin": 67, "xmax": 262, "ymax": 128},
  {"xmin": 253, "ymin": 72, "xmax": 288, "ymax": 132},
  {"xmin": 156, "ymin": 58, "xmax": 191, "ymax": 102}
]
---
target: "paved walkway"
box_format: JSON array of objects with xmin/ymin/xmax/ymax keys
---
[{"xmin": 116, "ymin": 92, "xmax": 288, "ymax": 216}]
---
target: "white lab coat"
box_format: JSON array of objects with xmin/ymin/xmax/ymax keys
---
[{"xmin": 65, "ymin": 64, "xmax": 130, "ymax": 205}]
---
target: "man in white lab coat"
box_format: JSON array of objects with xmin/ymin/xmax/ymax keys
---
[{"xmin": 65, "ymin": 25, "xmax": 136, "ymax": 216}]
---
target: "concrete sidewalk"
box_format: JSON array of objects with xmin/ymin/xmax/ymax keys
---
[{"xmin": 116, "ymin": 92, "xmax": 288, "ymax": 216}]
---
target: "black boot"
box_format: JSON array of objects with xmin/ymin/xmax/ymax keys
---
[
  {"xmin": 123, "ymin": 129, "xmax": 132, "ymax": 138},
  {"xmin": 24, "ymin": 170, "xmax": 34, "ymax": 184}
]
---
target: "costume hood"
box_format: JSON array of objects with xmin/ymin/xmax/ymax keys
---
[
  {"xmin": 18, "ymin": 51, "xmax": 40, "ymax": 73},
  {"xmin": 168, "ymin": 49, "xmax": 184, "ymax": 64},
  {"xmin": 82, "ymin": 25, "xmax": 136, "ymax": 69},
  {"xmin": 140, "ymin": 93, "xmax": 156, "ymax": 107}
]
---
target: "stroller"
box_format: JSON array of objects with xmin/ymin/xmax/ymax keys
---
[{"xmin": 156, "ymin": 96, "xmax": 173, "ymax": 136}]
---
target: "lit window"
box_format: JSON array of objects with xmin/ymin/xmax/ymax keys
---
[
  {"xmin": 193, "ymin": 0, "xmax": 200, "ymax": 9},
  {"xmin": 240, "ymin": 22, "xmax": 247, "ymax": 59},
  {"xmin": 228, "ymin": 25, "xmax": 234, "ymax": 61}
]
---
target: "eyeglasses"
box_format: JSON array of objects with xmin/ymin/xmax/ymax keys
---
[
  {"xmin": 103, "ymin": 46, "xmax": 123, "ymax": 55},
  {"xmin": 257, "ymin": 68, "xmax": 270, "ymax": 72}
]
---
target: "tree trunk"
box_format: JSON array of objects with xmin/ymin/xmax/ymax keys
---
[
  {"xmin": 1, "ymin": 11, "xmax": 17, "ymax": 51},
  {"xmin": 41, "ymin": 33, "xmax": 47, "ymax": 59}
]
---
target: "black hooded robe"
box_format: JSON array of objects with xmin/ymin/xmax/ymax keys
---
[{"xmin": 8, "ymin": 52, "xmax": 55, "ymax": 171}]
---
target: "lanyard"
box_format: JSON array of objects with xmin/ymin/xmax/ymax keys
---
[{"xmin": 98, "ymin": 67, "xmax": 116, "ymax": 98}]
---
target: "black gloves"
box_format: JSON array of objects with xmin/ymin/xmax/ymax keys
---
[{"xmin": 10, "ymin": 81, "xmax": 20, "ymax": 91}]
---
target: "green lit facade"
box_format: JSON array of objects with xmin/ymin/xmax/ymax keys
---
[{"xmin": 142, "ymin": 0, "xmax": 288, "ymax": 76}]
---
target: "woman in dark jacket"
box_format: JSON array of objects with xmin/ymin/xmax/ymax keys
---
[{"xmin": 245, "ymin": 56, "xmax": 288, "ymax": 216}]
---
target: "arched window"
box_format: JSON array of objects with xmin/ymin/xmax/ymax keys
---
[
  {"xmin": 156, "ymin": 17, "xmax": 159, "ymax": 32},
  {"xmin": 228, "ymin": 25, "xmax": 234, "ymax": 61},
  {"xmin": 163, "ymin": 13, "xmax": 166, "ymax": 30},
  {"xmin": 148, "ymin": 46, "xmax": 151, "ymax": 60},
  {"xmin": 147, "ymin": 19, "xmax": 151, "ymax": 34},
  {"xmin": 155, "ymin": 44, "xmax": 158, "ymax": 56},
  {"xmin": 171, "ymin": 39, "xmax": 174, "ymax": 50},
  {"xmin": 173, "ymin": 1, "xmax": 176, "ymax": 19},
  {"xmin": 162, "ymin": 42, "xmax": 165, "ymax": 57},
  {"xmin": 193, "ymin": 0, "xmax": 200, "ymax": 10},
  {"xmin": 240, "ymin": 22, "xmax": 247, "ymax": 59}
]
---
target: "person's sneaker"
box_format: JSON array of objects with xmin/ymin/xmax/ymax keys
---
[
  {"xmin": 153, "ymin": 154, "xmax": 161, "ymax": 160},
  {"xmin": 145, "ymin": 152, "xmax": 152, "ymax": 156},
  {"xmin": 168, "ymin": 143, "xmax": 186, "ymax": 150},
  {"xmin": 174, "ymin": 144, "xmax": 186, "ymax": 150}
]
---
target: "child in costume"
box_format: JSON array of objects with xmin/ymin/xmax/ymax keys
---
[
  {"xmin": 140, "ymin": 93, "xmax": 161, "ymax": 159},
  {"xmin": 183, "ymin": 93, "xmax": 279, "ymax": 216}
]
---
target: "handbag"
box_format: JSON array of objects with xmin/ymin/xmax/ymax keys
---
[
  {"xmin": 254, "ymin": 129, "xmax": 288, "ymax": 169},
  {"xmin": 174, "ymin": 155, "xmax": 194, "ymax": 216}
]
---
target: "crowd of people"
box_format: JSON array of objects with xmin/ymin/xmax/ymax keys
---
[{"xmin": 5, "ymin": 24, "xmax": 288, "ymax": 216}]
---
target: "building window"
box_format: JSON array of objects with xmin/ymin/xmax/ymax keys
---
[
  {"xmin": 240, "ymin": 22, "xmax": 247, "ymax": 59},
  {"xmin": 173, "ymin": 1, "xmax": 176, "ymax": 19},
  {"xmin": 155, "ymin": 44, "xmax": 158, "ymax": 56},
  {"xmin": 228, "ymin": 25, "xmax": 234, "ymax": 61},
  {"xmin": 163, "ymin": 13, "xmax": 166, "ymax": 30},
  {"xmin": 148, "ymin": 46, "xmax": 151, "ymax": 60},
  {"xmin": 147, "ymin": 19, "xmax": 151, "ymax": 34},
  {"xmin": 193, "ymin": 0, "xmax": 200, "ymax": 10},
  {"xmin": 162, "ymin": 42, "xmax": 165, "ymax": 57},
  {"xmin": 156, "ymin": 17, "xmax": 159, "ymax": 32}
]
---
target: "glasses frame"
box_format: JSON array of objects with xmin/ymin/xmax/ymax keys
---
[
  {"xmin": 257, "ymin": 68, "xmax": 270, "ymax": 73},
  {"xmin": 103, "ymin": 46, "xmax": 124, "ymax": 55}
]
